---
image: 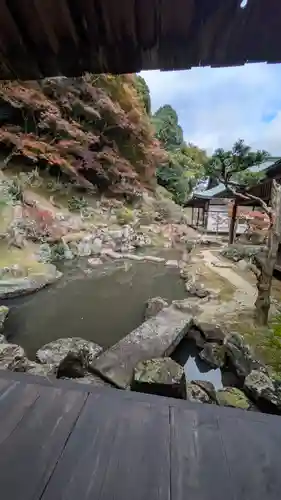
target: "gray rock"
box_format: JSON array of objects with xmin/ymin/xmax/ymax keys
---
[
  {"xmin": 132, "ymin": 358, "xmax": 186, "ymax": 399},
  {"xmin": 244, "ymin": 370, "xmax": 274, "ymax": 396},
  {"xmin": 144, "ymin": 297, "xmax": 168, "ymax": 320},
  {"xmin": 57, "ymin": 350, "xmax": 88, "ymax": 378},
  {"xmin": 88, "ymin": 258, "xmax": 103, "ymax": 266},
  {"xmin": 24, "ymin": 361, "xmax": 56, "ymax": 377},
  {"xmin": 91, "ymin": 237, "xmax": 103, "ymax": 255},
  {"xmin": 122, "ymin": 253, "xmax": 145, "ymax": 261},
  {"xmin": 186, "ymin": 382, "xmax": 212, "ymax": 403},
  {"xmin": 199, "ymin": 343, "xmax": 226, "ymax": 368},
  {"xmin": 142, "ymin": 255, "xmax": 165, "ymax": 263},
  {"xmin": 192, "ymin": 321, "xmax": 226, "ymax": 345},
  {"xmin": 225, "ymin": 333, "xmax": 267, "ymax": 378},
  {"xmin": 165, "ymin": 260, "xmax": 179, "ymax": 268},
  {"xmin": 0, "ymin": 305, "xmax": 9, "ymax": 331},
  {"xmin": 36, "ymin": 337, "xmax": 103, "ymax": 367},
  {"xmin": 244, "ymin": 370, "xmax": 281, "ymax": 410},
  {"xmin": 92, "ymin": 306, "xmax": 193, "ymax": 389},
  {"xmin": 191, "ymin": 380, "xmax": 217, "ymax": 402},
  {"xmin": 108, "ymin": 229, "xmax": 123, "ymax": 240},
  {"xmin": 185, "ymin": 283, "xmax": 210, "ymax": 299},
  {"xmin": 77, "ymin": 237, "xmax": 92, "ymax": 256},
  {"xmin": 101, "ymin": 248, "xmax": 123, "ymax": 259},
  {"xmin": 216, "ymin": 387, "xmax": 252, "ymax": 410},
  {"xmin": 38, "ymin": 243, "xmax": 52, "ymax": 263},
  {"xmin": 187, "ymin": 326, "xmax": 205, "ymax": 348},
  {"xmin": 0, "ymin": 343, "xmax": 27, "ymax": 371},
  {"xmin": 172, "ymin": 299, "xmax": 200, "ymax": 315},
  {"xmin": 133, "ymin": 233, "xmax": 151, "ymax": 248},
  {"xmin": 0, "ymin": 264, "xmax": 62, "ymax": 299}
]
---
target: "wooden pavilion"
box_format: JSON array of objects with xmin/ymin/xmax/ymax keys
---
[{"xmin": 186, "ymin": 158, "xmax": 281, "ymax": 247}]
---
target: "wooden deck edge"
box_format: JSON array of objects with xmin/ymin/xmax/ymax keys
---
[{"xmin": 0, "ymin": 369, "xmax": 280, "ymax": 425}]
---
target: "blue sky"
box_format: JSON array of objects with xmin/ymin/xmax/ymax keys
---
[{"xmin": 140, "ymin": 63, "xmax": 281, "ymax": 155}]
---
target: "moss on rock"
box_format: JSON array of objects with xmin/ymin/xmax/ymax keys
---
[{"xmin": 216, "ymin": 387, "xmax": 251, "ymax": 410}]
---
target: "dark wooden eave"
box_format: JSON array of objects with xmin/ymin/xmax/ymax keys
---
[{"xmin": 0, "ymin": 0, "xmax": 281, "ymax": 79}]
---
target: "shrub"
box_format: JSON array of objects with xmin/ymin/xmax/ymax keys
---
[
  {"xmin": 68, "ymin": 196, "xmax": 89, "ymax": 212},
  {"xmin": 115, "ymin": 207, "xmax": 134, "ymax": 225}
]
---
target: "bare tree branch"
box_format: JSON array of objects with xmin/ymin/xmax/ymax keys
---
[{"xmin": 226, "ymin": 184, "xmax": 273, "ymax": 227}]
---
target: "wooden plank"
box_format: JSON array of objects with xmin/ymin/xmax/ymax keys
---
[
  {"xmin": 170, "ymin": 405, "xmax": 233, "ymax": 500},
  {"xmin": 0, "ymin": 381, "xmax": 40, "ymax": 445},
  {"xmin": 219, "ymin": 415, "xmax": 281, "ymax": 500},
  {"xmin": 0, "ymin": 383, "xmax": 86, "ymax": 500},
  {"xmin": 41, "ymin": 391, "xmax": 170, "ymax": 500}
]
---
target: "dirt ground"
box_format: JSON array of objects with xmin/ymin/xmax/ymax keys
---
[{"xmin": 187, "ymin": 244, "xmax": 281, "ymax": 375}]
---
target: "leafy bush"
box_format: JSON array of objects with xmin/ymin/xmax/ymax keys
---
[
  {"xmin": 68, "ymin": 196, "xmax": 89, "ymax": 213},
  {"xmin": 115, "ymin": 207, "xmax": 134, "ymax": 225},
  {"xmin": 0, "ymin": 177, "xmax": 23, "ymax": 203}
]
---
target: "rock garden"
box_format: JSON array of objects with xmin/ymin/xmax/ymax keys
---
[{"xmin": 0, "ymin": 297, "xmax": 281, "ymax": 416}]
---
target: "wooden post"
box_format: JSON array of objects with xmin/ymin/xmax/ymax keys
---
[
  {"xmin": 196, "ymin": 207, "xmax": 200, "ymax": 227},
  {"xmin": 191, "ymin": 205, "xmax": 194, "ymax": 226},
  {"xmin": 229, "ymin": 199, "xmax": 237, "ymax": 244}
]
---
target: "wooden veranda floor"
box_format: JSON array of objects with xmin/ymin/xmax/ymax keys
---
[{"xmin": 0, "ymin": 370, "xmax": 280, "ymax": 500}]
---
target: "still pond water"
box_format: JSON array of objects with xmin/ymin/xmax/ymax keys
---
[{"xmin": 4, "ymin": 255, "xmax": 187, "ymax": 359}]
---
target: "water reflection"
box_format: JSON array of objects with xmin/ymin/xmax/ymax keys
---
[{"xmin": 172, "ymin": 339, "xmax": 224, "ymax": 389}]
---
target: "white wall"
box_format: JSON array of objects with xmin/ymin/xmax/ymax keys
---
[{"xmin": 206, "ymin": 205, "xmax": 247, "ymax": 234}]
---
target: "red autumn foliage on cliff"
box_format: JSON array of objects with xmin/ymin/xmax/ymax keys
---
[{"xmin": 0, "ymin": 75, "xmax": 166, "ymax": 199}]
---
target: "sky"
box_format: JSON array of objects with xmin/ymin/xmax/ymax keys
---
[{"xmin": 140, "ymin": 63, "xmax": 281, "ymax": 156}]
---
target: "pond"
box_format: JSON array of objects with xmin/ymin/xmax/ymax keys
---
[
  {"xmin": 3, "ymin": 254, "xmax": 186, "ymax": 360},
  {"xmin": 172, "ymin": 338, "xmax": 240, "ymax": 390}
]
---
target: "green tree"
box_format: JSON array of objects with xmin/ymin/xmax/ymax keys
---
[
  {"xmin": 206, "ymin": 139, "xmax": 281, "ymax": 326},
  {"xmin": 134, "ymin": 75, "xmax": 151, "ymax": 114},
  {"xmin": 152, "ymin": 105, "xmax": 184, "ymax": 150},
  {"xmin": 157, "ymin": 144, "xmax": 206, "ymax": 204},
  {"xmin": 152, "ymin": 105, "xmax": 207, "ymax": 203}
]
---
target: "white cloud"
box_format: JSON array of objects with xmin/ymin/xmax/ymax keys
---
[{"xmin": 140, "ymin": 63, "xmax": 281, "ymax": 155}]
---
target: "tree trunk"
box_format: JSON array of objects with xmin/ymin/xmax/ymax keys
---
[
  {"xmin": 229, "ymin": 199, "xmax": 237, "ymax": 244},
  {"xmin": 254, "ymin": 181, "xmax": 281, "ymax": 325}
]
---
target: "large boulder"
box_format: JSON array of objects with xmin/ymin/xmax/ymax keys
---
[
  {"xmin": 132, "ymin": 358, "xmax": 186, "ymax": 399},
  {"xmin": 144, "ymin": 297, "xmax": 168, "ymax": 320},
  {"xmin": 199, "ymin": 343, "xmax": 226, "ymax": 368},
  {"xmin": 225, "ymin": 333, "xmax": 267, "ymax": 379},
  {"xmin": 190, "ymin": 380, "xmax": 217, "ymax": 403},
  {"xmin": 0, "ymin": 341, "xmax": 56, "ymax": 376},
  {"xmin": 216, "ymin": 387, "xmax": 253, "ymax": 410},
  {"xmin": 0, "ymin": 343, "xmax": 28, "ymax": 371},
  {"xmin": 185, "ymin": 381, "xmax": 213, "ymax": 404},
  {"xmin": 0, "ymin": 305, "xmax": 9, "ymax": 331},
  {"xmin": 36, "ymin": 337, "xmax": 103, "ymax": 368},
  {"xmin": 92, "ymin": 307, "xmax": 193, "ymax": 388},
  {"xmin": 0, "ymin": 264, "xmax": 62, "ymax": 299},
  {"xmin": 57, "ymin": 351, "xmax": 88, "ymax": 378},
  {"xmin": 244, "ymin": 370, "xmax": 281, "ymax": 411},
  {"xmin": 187, "ymin": 326, "xmax": 205, "ymax": 348},
  {"xmin": 192, "ymin": 321, "xmax": 226, "ymax": 345}
]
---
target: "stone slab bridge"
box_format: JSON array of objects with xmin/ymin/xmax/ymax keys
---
[{"xmin": 0, "ymin": 0, "xmax": 280, "ymax": 79}]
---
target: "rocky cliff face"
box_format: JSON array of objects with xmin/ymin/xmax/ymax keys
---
[{"xmin": 0, "ymin": 74, "xmax": 165, "ymax": 199}]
